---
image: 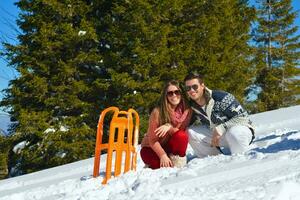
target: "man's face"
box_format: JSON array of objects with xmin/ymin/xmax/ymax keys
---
[{"xmin": 185, "ymin": 78, "xmax": 205, "ymax": 102}]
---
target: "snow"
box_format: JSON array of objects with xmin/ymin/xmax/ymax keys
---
[
  {"xmin": 59, "ymin": 125, "xmax": 69, "ymax": 132},
  {"xmin": 78, "ymin": 31, "xmax": 87, "ymax": 36},
  {"xmin": 12, "ymin": 141, "xmax": 27, "ymax": 154},
  {"xmin": 43, "ymin": 126, "xmax": 69, "ymax": 134},
  {"xmin": 44, "ymin": 128, "xmax": 55, "ymax": 134},
  {"xmin": 0, "ymin": 105, "xmax": 300, "ymax": 200}
]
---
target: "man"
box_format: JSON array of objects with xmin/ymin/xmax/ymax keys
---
[{"xmin": 184, "ymin": 72, "xmax": 254, "ymax": 158}]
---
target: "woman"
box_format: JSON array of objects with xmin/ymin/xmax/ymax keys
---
[{"xmin": 140, "ymin": 80, "xmax": 192, "ymax": 169}]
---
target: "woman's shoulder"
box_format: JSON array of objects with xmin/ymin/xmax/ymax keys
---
[
  {"xmin": 185, "ymin": 107, "xmax": 193, "ymax": 114},
  {"xmin": 150, "ymin": 107, "xmax": 160, "ymax": 117},
  {"xmin": 186, "ymin": 107, "xmax": 193, "ymax": 119}
]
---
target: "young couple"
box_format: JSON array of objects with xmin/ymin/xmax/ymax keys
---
[{"xmin": 140, "ymin": 72, "xmax": 255, "ymax": 169}]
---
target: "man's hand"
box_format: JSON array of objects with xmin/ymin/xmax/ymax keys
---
[
  {"xmin": 160, "ymin": 154, "xmax": 173, "ymax": 168},
  {"xmin": 211, "ymin": 128, "xmax": 222, "ymax": 147},
  {"xmin": 155, "ymin": 123, "xmax": 172, "ymax": 138}
]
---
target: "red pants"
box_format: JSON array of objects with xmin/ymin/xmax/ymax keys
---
[{"xmin": 140, "ymin": 130, "xmax": 188, "ymax": 169}]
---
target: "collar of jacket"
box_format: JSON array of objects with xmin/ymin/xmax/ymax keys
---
[
  {"xmin": 204, "ymin": 87, "xmax": 213, "ymax": 103},
  {"xmin": 190, "ymin": 87, "xmax": 215, "ymax": 128}
]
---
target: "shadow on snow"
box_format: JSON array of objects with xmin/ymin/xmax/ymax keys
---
[{"xmin": 252, "ymin": 130, "xmax": 300, "ymax": 153}]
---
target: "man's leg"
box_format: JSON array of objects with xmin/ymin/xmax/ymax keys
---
[
  {"xmin": 223, "ymin": 125, "xmax": 253, "ymax": 154},
  {"xmin": 188, "ymin": 125, "xmax": 221, "ymax": 158}
]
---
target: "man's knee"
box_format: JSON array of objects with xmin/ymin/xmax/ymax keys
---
[
  {"xmin": 226, "ymin": 126, "xmax": 251, "ymax": 141},
  {"xmin": 225, "ymin": 126, "xmax": 252, "ymax": 153}
]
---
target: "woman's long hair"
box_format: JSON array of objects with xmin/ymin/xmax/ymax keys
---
[{"xmin": 158, "ymin": 80, "xmax": 189, "ymax": 125}]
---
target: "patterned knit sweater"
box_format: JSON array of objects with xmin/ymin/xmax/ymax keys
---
[{"xmin": 190, "ymin": 87, "xmax": 254, "ymax": 136}]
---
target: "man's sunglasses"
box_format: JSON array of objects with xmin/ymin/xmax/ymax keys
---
[
  {"xmin": 185, "ymin": 84, "xmax": 199, "ymax": 91},
  {"xmin": 167, "ymin": 90, "xmax": 181, "ymax": 97}
]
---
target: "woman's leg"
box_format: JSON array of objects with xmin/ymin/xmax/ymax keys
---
[
  {"xmin": 140, "ymin": 130, "xmax": 189, "ymax": 169},
  {"xmin": 166, "ymin": 130, "xmax": 189, "ymax": 156},
  {"xmin": 140, "ymin": 147, "xmax": 160, "ymax": 169}
]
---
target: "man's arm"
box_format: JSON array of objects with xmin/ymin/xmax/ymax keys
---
[{"xmin": 214, "ymin": 93, "xmax": 250, "ymax": 136}]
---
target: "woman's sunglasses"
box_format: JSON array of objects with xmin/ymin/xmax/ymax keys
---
[
  {"xmin": 185, "ymin": 84, "xmax": 199, "ymax": 91},
  {"xmin": 167, "ymin": 90, "xmax": 181, "ymax": 97}
]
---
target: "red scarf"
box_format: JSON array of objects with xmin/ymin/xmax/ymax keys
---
[{"xmin": 169, "ymin": 101, "xmax": 189, "ymax": 127}]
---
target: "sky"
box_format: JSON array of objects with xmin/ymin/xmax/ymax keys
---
[
  {"xmin": 0, "ymin": 0, "xmax": 300, "ymax": 112},
  {"xmin": 0, "ymin": 105, "xmax": 299, "ymax": 200},
  {"xmin": 0, "ymin": 0, "xmax": 19, "ymax": 112}
]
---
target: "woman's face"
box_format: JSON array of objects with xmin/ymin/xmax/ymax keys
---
[{"xmin": 166, "ymin": 85, "xmax": 181, "ymax": 107}]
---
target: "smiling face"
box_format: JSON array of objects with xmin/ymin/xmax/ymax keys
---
[
  {"xmin": 166, "ymin": 85, "xmax": 181, "ymax": 107},
  {"xmin": 185, "ymin": 78, "xmax": 205, "ymax": 103}
]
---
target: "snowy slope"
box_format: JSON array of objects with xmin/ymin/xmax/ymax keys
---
[
  {"xmin": 0, "ymin": 113, "xmax": 10, "ymax": 136},
  {"xmin": 0, "ymin": 105, "xmax": 300, "ymax": 200}
]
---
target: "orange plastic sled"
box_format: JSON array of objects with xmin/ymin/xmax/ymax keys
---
[{"xmin": 93, "ymin": 107, "xmax": 139, "ymax": 184}]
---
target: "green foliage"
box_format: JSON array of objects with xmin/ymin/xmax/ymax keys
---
[
  {"xmin": 101, "ymin": 0, "xmax": 255, "ymax": 105},
  {"xmin": 0, "ymin": 135, "xmax": 12, "ymax": 179},
  {"xmin": 0, "ymin": 153, "xmax": 8, "ymax": 179},
  {"xmin": 187, "ymin": 0, "xmax": 255, "ymax": 101},
  {"xmin": 1, "ymin": 0, "xmax": 101, "ymax": 175},
  {"xmin": 252, "ymin": 0, "xmax": 300, "ymax": 112}
]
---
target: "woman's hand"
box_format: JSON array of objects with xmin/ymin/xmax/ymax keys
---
[
  {"xmin": 160, "ymin": 154, "xmax": 173, "ymax": 168},
  {"xmin": 155, "ymin": 123, "xmax": 172, "ymax": 138}
]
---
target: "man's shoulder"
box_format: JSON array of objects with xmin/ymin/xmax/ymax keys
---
[{"xmin": 211, "ymin": 90, "xmax": 234, "ymax": 101}]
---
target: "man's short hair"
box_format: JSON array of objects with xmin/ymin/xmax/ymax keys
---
[{"xmin": 184, "ymin": 72, "xmax": 204, "ymax": 84}]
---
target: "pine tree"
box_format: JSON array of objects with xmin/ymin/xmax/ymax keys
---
[
  {"xmin": 0, "ymin": 0, "xmax": 104, "ymax": 175},
  {"xmin": 253, "ymin": 0, "xmax": 300, "ymax": 112},
  {"xmin": 97, "ymin": 0, "xmax": 193, "ymax": 135},
  {"xmin": 0, "ymin": 135, "xmax": 11, "ymax": 179},
  {"xmin": 188, "ymin": 0, "xmax": 255, "ymax": 101},
  {"xmin": 101, "ymin": 0, "xmax": 255, "ymax": 122}
]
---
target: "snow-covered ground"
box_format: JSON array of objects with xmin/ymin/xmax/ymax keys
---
[
  {"xmin": 0, "ymin": 113, "xmax": 10, "ymax": 136},
  {"xmin": 0, "ymin": 105, "xmax": 300, "ymax": 200}
]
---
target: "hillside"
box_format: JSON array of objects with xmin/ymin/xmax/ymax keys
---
[{"xmin": 0, "ymin": 105, "xmax": 300, "ymax": 200}]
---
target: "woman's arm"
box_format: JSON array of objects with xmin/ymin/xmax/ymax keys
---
[{"xmin": 148, "ymin": 108, "xmax": 168, "ymax": 158}]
